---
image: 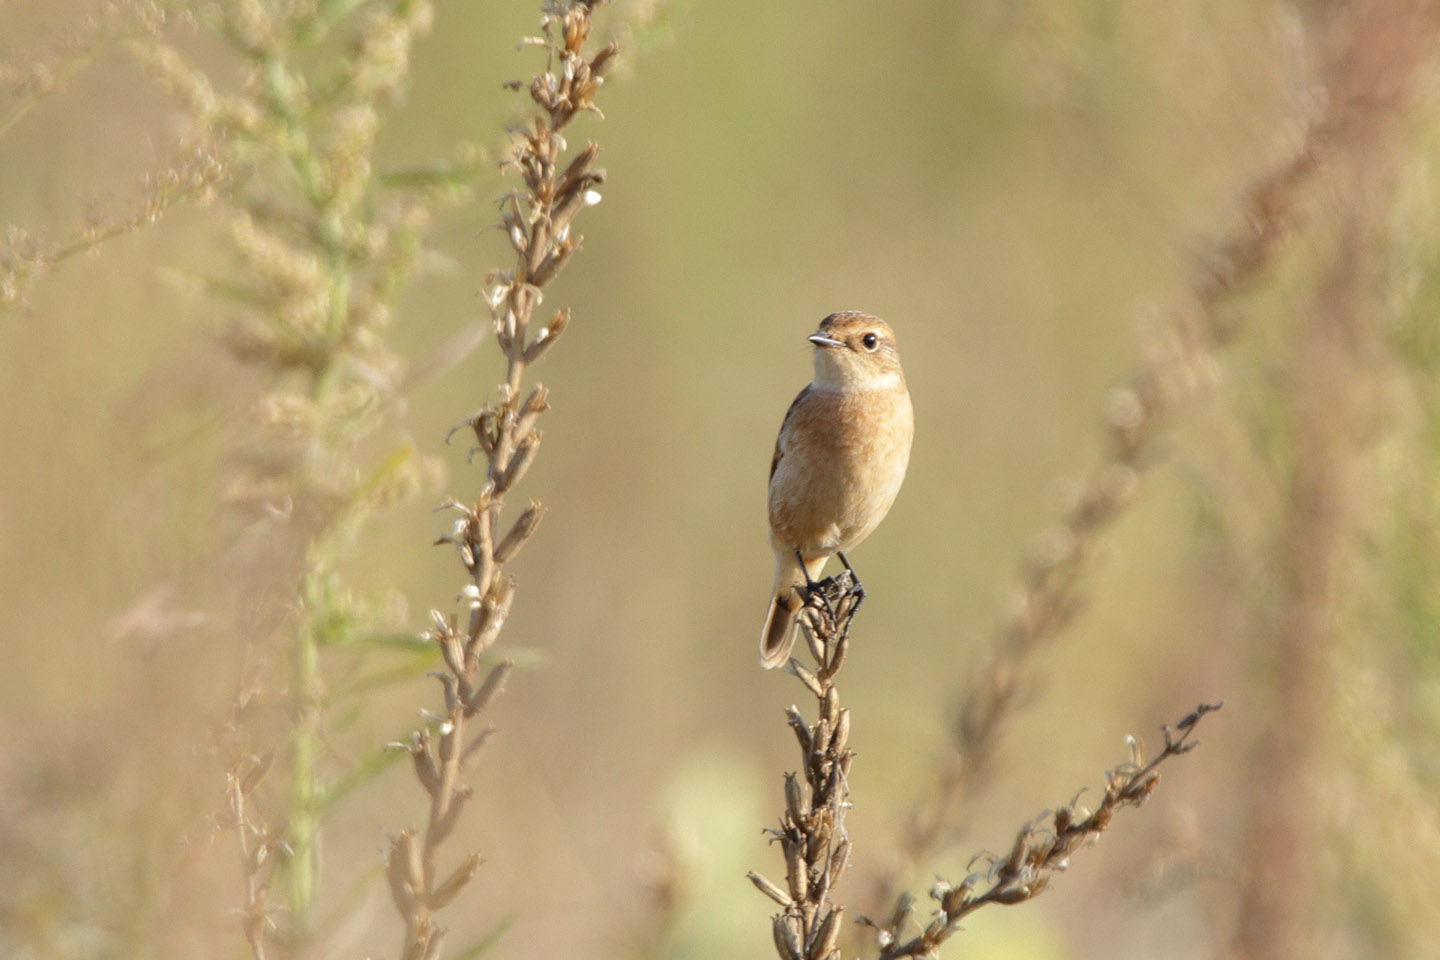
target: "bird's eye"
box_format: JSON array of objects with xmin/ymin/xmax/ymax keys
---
[{"xmin": 861, "ymin": 333, "xmax": 879, "ymax": 351}]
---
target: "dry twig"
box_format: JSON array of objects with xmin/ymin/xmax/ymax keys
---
[
  {"xmin": 867, "ymin": 703, "xmax": 1223, "ymax": 960},
  {"xmin": 217, "ymin": 681, "xmax": 283, "ymax": 960},
  {"xmin": 879, "ymin": 0, "xmax": 1419, "ymax": 904},
  {"xmin": 750, "ymin": 572, "xmax": 865, "ymax": 960},
  {"xmin": 384, "ymin": 4, "xmax": 617, "ymax": 959}
]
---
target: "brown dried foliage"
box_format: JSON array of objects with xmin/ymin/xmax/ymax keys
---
[
  {"xmin": 749, "ymin": 573, "xmax": 864, "ymax": 960},
  {"xmin": 748, "ymin": 566, "xmax": 1220, "ymax": 960},
  {"xmin": 384, "ymin": 4, "xmax": 617, "ymax": 959},
  {"xmin": 882, "ymin": 0, "xmax": 1440, "ymax": 908},
  {"xmin": 218, "ymin": 680, "xmax": 283, "ymax": 960},
  {"xmin": 867, "ymin": 704, "xmax": 1222, "ymax": 960}
]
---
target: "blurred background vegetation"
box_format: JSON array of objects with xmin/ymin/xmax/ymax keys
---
[{"xmin": 2, "ymin": 1, "xmax": 1439, "ymax": 959}]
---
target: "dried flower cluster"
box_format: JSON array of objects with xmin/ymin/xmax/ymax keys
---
[
  {"xmin": 384, "ymin": 3, "xmax": 617, "ymax": 959},
  {"xmin": 749, "ymin": 572, "xmax": 864, "ymax": 960},
  {"xmin": 868, "ymin": 703, "xmax": 1223, "ymax": 960}
]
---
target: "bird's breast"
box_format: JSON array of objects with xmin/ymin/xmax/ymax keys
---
[{"xmin": 768, "ymin": 384, "xmax": 913, "ymax": 556}]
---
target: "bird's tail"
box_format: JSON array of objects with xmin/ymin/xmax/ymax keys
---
[{"xmin": 759, "ymin": 553, "xmax": 826, "ymax": 669}]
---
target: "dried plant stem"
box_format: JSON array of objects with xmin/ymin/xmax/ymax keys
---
[
  {"xmin": 865, "ymin": 704, "xmax": 1222, "ymax": 959},
  {"xmin": 1, "ymin": 7, "xmax": 222, "ymax": 310},
  {"xmin": 220, "ymin": 679, "xmax": 282, "ymax": 960},
  {"xmin": 231, "ymin": 781, "xmax": 274, "ymax": 960},
  {"xmin": 1, "ymin": 137, "xmax": 224, "ymax": 310},
  {"xmin": 0, "ymin": 1, "xmax": 179, "ymax": 139},
  {"xmin": 1234, "ymin": 3, "xmax": 1435, "ymax": 956},
  {"xmin": 747, "ymin": 577, "xmax": 1220, "ymax": 960},
  {"xmin": 749, "ymin": 573, "xmax": 863, "ymax": 960},
  {"xmin": 877, "ymin": 0, "xmax": 1436, "ymax": 907},
  {"xmin": 385, "ymin": 4, "xmax": 616, "ymax": 958}
]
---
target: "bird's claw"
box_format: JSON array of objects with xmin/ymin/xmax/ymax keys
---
[{"xmin": 836, "ymin": 552, "xmax": 865, "ymax": 606}]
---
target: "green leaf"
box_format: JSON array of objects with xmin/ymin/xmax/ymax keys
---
[
  {"xmin": 317, "ymin": 741, "xmax": 409, "ymax": 814},
  {"xmin": 379, "ymin": 163, "xmax": 485, "ymax": 192},
  {"xmin": 346, "ymin": 442, "xmax": 418, "ymax": 509},
  {"xmin": 332, "ymin": 652, "xmax": 438, "ymax": 702},
  {"xmin": 333, "ymin": 630, "xmax": 432, "ymax": 652}
]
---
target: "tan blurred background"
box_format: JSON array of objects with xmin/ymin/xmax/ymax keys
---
[{"xmin": 3, "ymin": 1, "xmax": 1438, "ymax": 959}]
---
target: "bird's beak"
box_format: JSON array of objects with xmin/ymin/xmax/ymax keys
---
[{"xmin": 808, "ymin": 333, "xmax": 845, "ymax": 348}]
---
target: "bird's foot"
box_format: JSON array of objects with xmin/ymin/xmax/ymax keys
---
[
  {"xmin": 793, "ymin": 549, "xmax": 843, "ymax": 623},
  {"xmin": 836, "ymin": 551, "xmax": 866, "ymax": 606}
]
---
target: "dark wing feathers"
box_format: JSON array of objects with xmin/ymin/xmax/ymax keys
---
[{"xmin": 769, "ymin": 384, "xmax": 811, "ymax": 482}]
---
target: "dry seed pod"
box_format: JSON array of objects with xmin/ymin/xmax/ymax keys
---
[
  {"xmin": 772, "ymin": 916, "xmax": 804, "ymax": 960},
  {"xmin": 590, "ymin": 41, "xmax": 618, "ymax": 77},
  {"xmin": 410, "ymin": 735, "xmax": 439, "ymax": 793},
  {"xmin": 784, "ymin": 773, "xmax": 809, "ymax": 821},
  {"xmin": 386, "ymin": 831, "xmax": 418, "ymax": 909},
  {"xmin": 530, "ymin": 241, "xmax": 577, "ymax": 287},
  {"xmin": 427, "ymin": 852, "xmax": 482, "ymax": 910},
  {"xmin": 810, "ymin": 719, "xmax": 831, "ymax": 759},
  {"xmin": 785, "ymin": 840, "xmax": 808, "ymax": 900},
  {"xmin": 465, "ymin": 660, "xmax": 514, "ymax": 715},
  {"xmin": 809, "ymin": 907, "xmax": 843, "ymax": 960},
  {"xmin": 788, "ymin": 712, "xmax": 813, "ymax": 758},
  {"xmin": 513, "ymin": 385, "xmax": 551, "ymax": 436},
  {"xmin": 557, "ymin": 142, "xmax": 598, "ymax": 189},
  {"xmin": 498, "ymin": 433, "xmax": 541, "ymax": 490},
  {"xmin": 834, "ymin": 836, "xmax": 853, "ymax": 873},
  {"xmin": 494, "ymin": 503, "xmax": 545, "ymax": 562},
  {"xmin": 831, "ymin": 709, "xmax": 850, "ymax": 755},
  {"xmin": 749, "ymin": 871, "xmax": 792, "ymax": 907},
  {"xmin": 438, "ymin": 632, "xmax": 466, "ymax": 676},
  {"xmin": 885, "ymin": 891, "xmax": 914, "ymax": 936},
  {"xmin": 785, "ymin": 659, "xmax": 824, "ymax": 697},
  {"xmin": 468, "ymin": 580, "xmax": 514, "ymax": 651},
  {"xmin": 461, "ymin": 725, "xmax": 496, "ymax": 766}
]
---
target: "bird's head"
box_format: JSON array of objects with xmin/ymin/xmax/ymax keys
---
[{"xmin": 808, "ymin": 311, "xmax": 904, "ymax": 390}]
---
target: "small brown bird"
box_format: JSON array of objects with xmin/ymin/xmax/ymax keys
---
[{"xmin": 760, "ymin": 311, "xmax": 914, "ymax": 668}]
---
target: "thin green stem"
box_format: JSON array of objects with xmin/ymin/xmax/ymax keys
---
[{"xmin": 287, "ymin": 564, "xmax": 327, "ymax": 943}]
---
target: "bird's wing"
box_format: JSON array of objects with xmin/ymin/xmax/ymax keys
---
[{"xmin": 770, "ymin": 384, "xmax": 811, "ymax": 481}]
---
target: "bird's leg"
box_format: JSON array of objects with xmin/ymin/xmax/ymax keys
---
[
  {"xmin": 794, "ymin": 550, "xmax": 820, "ymax": 594},
  {"xmin": 836, "ymin": 551, "xmax": 866, "ymax": 605},
  {"xmin": 795, "ymin": 550, "xmax": 839, "ymax": 624}
]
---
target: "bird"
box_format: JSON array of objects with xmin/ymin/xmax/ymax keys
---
[{"xmin": 760, "ymin": 311, "xmax": 914, "ymax": 668}]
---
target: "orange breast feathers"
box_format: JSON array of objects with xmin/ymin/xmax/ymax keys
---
[{"xmin": 767, "ymin": 384, "xmax": 914, "ymax": 559}]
